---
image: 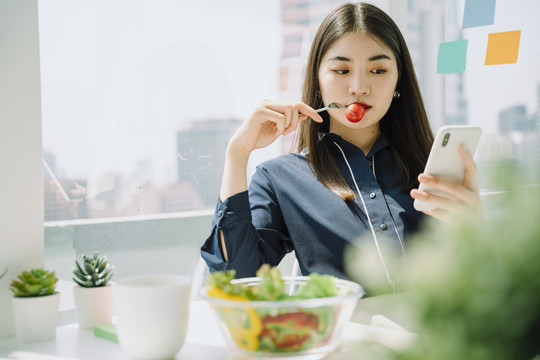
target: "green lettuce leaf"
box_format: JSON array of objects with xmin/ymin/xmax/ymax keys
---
[
  {"xmin": 294, "ymin": 273, "xmax": 338, "ymax": 299},
  {"xmin": 253, "ymin": 264, "xmax": 287, "ymax": 301},
  {"xmin": 206, "ymin": 269, "xmax": 254, "ymax": 299}
]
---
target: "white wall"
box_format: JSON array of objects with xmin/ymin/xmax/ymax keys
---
[{"xmin": 0, "ymin": 0, "xmax": 44, "ymax": 338}]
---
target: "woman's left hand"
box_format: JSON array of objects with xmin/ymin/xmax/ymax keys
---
[{"xmin": 410, "ymin": 144, "xmax": 482, "ymax": 222}]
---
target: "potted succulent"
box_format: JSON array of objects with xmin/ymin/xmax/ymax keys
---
[
  {"xmin": 10, "ymin": 268, "xmax": 60, "ymax": 342},
  {"xmin": 72, "ymin": 251, "xmax": 115, "ymax": 330}
]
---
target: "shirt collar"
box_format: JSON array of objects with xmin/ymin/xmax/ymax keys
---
[{"xmin": 319, "ymin": 132, "xmax": 391, "ymax": 157}]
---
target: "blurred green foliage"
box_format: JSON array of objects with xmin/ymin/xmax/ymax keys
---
[
  {"xmin": 348, "ymin": 165, "xmax": 540, "ymax": 359},
  {"xmin": 399, "ymin": 187, "xmax": 540, "ymax": 359}
]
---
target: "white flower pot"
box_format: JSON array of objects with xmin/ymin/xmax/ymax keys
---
[
  {"xmin": 11, "ymin": 293, "xmax": 60, "ymax": 342},
  {"xmin": 73, "ymin": 285, "xmax": 114, "ymax": 330}
]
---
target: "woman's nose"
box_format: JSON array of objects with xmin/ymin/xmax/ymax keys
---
[{"xmin": 349, "ymin": 74, "xmax": 370, "ymax": 96}]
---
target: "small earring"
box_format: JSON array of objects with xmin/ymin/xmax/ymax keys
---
[{"xmin": 393, "ymin": 90, "xmax": 401, "ymax": 99}]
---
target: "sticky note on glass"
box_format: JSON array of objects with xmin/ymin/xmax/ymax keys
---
[
  {"xmin": 463, "ymin": 0, "xmax": 496, "ymax": 29},
  {"xmin": 485, "ymin": 30, "xmax": 521, "ymax": 65},
  {"xmin": 437, "ymin": 40, "xmax": 468, "ymax": 74}
]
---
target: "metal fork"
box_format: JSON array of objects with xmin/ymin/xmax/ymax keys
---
[{"xmin": 316, "ymin": 102, "xmax": 346, "ymax": 112}]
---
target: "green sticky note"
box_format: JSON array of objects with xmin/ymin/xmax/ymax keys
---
[
  {"xmin": 437, "ymin": 40, "xmax": 468, "ymax": 74},
  {"xmin": 94, "ymin": 324, "xmax": 118, "ymax": 343}
]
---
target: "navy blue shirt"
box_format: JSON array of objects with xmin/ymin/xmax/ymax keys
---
[{"xmin": 201, "ymin": 133, "xmax": 425, "ymax": 279}]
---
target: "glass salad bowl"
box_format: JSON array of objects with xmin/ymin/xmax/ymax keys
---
[{"xmin": 202, "ymin": 274, "xmax": 364, "ymax": 360}]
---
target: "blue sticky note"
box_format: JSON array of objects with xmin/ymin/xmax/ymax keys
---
[
  {"xmin": 437, "ymin": 40, "xmax": 468, "ymax": 74},
  {"xmin": 463, "ymin": 0, "xmax": 496, "ymax": 29}
]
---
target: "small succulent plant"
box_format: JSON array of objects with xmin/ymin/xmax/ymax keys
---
[
  {"xmin": 73, "ymin": 252, "xmax": 114, "ymax": 287},
  {"xmin": 10, "ymin": 268, "xmax": 58, "ymax": 297}
]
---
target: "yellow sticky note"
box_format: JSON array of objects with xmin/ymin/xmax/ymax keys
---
[{"xmin": 485, "ymin": 30, "xmax": 521, "ymax": 65}]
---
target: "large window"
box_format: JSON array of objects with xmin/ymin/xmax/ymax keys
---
[
  {"xmin": 39, "ymin": 0, "xmax": 539, "ymax": 282},
  {"xmin": 40, "ymin": 0, "xmax": 283, "ymax": 221},
  {"xmin": 41, "ymin": 0, "xmax": 539, "ymax": 224},
  {"xmin": 444, "ymin": 0, "xmax": 540, "ymax": 190}
]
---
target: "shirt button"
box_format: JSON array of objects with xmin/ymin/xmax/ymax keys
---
[
  {"xmin": 217, "ymin": 210, "xmax": 223, "ymax": 218},
  {"xmin": 369, "ymin": 192, "xmax": 376, "ymax": 199},
  {"xmin": 380, "ymin": 224, "xmax": 388, "ymax": 231},
  {"xmin": 367, "ymin": 160, "xmax": 372, "ymax": 167}
]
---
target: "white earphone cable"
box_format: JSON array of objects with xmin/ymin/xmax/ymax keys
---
[
  {"xmin": 333, "ymin": 141, "xmax": 395, "ymax": 289},
  {"xmin": 371, "ymin": 156, "xmax": 407, "ymax": 258}
]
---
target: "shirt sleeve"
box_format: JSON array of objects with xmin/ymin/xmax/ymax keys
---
[{"xmin": 200, "ymin": 165, "xmax": 293, "ymax": 278}]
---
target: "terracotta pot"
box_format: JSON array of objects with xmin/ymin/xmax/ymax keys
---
[
  {"xmin": 73, "ymin": 285, "xmax": 114, "ymax": 330},
  {"xmin": 11, "ymin": 293, "xmax": 60, "ymax": 342}
]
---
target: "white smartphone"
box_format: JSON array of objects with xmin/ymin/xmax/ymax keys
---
[{"xmin": 413, "ymin": 125, "xmax": 482, "ymax": 212}]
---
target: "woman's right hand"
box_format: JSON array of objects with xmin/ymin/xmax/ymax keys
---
[
  {"xmin": 228, "ymin": 100, "xmax": 324, "ymax": 155},
  {"xmin": 219, "ymin": 100, "xmax": 323, "ymax": 203}
]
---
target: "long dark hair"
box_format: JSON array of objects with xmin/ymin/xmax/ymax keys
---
[{"xmin": 297, "ymin": 2, "xmax": 433, "ymax": 200}]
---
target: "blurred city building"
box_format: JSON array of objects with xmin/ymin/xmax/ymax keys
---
[
  {"xmin": 176, "ymin": 119, "xmax": 242, "ymax": 207},
  {"xmin": 477, "ymin": 84, "xmax": 540, "ymax": 189},
  {"xmin": 500, "ymin": 105, "xmax": 534, "ymax": 134},
  {"xmin": 44, "ymin": 118, "xmax": 241, "ymax": 220},
  {"xmin": 498, "ymin": 100, "xmax": 540, "ymax": 184}
]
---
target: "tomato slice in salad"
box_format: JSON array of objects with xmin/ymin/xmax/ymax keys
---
[{"xmin": 260, "ymin": 312, "xmax": 319, "ymax": 351}]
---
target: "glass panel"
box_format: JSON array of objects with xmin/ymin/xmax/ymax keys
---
[
  {"xmin": 37, "ymin": 0, "xmax": 540, "ymax": 312},
  {"xmin": 441, "ymin": 0, "xmax": 540, "ymax": 189},
  {"xmin": 39, "ymin": 0, "xmax": 540, "ymax": 233},
  {"xmin": 39, "ymin": 0, "xmax": 282, "ymax": 221}
]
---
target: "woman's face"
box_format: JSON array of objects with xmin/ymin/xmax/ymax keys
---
[{"xmin": 318, "ymin": 32, "xmax": 399, "ymax": 135}]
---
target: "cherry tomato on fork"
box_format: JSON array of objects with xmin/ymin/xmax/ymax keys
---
[{"xmin": 345, "ymin": 103, "xmax": 366, "ymax": 123}]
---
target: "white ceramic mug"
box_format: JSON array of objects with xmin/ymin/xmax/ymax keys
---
[{"xmin": 114, "ymin": 275, "xmax": 191, "ymax": 360}]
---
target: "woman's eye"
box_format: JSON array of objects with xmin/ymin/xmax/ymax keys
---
[
  {"xmin": 371, "ymin": 69, "xmax": 387, "ymax": 74},
  {"xmin": 334, "ymin": 69, "xmax": 349, "ymax": 74}
]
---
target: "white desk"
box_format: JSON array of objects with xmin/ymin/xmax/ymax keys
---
[{"xmin": 0, "ymin": 300, "xmax": 415, "ymax": 360}]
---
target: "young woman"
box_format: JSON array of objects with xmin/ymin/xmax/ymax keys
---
[{"xmin": 201, "ymin": 3, "xmax": 481, "ymax": 285}]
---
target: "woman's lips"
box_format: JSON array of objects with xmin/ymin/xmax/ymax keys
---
[{"xmin": 352, "ymin": 103, "xmax": 372, "ymax": 111}]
